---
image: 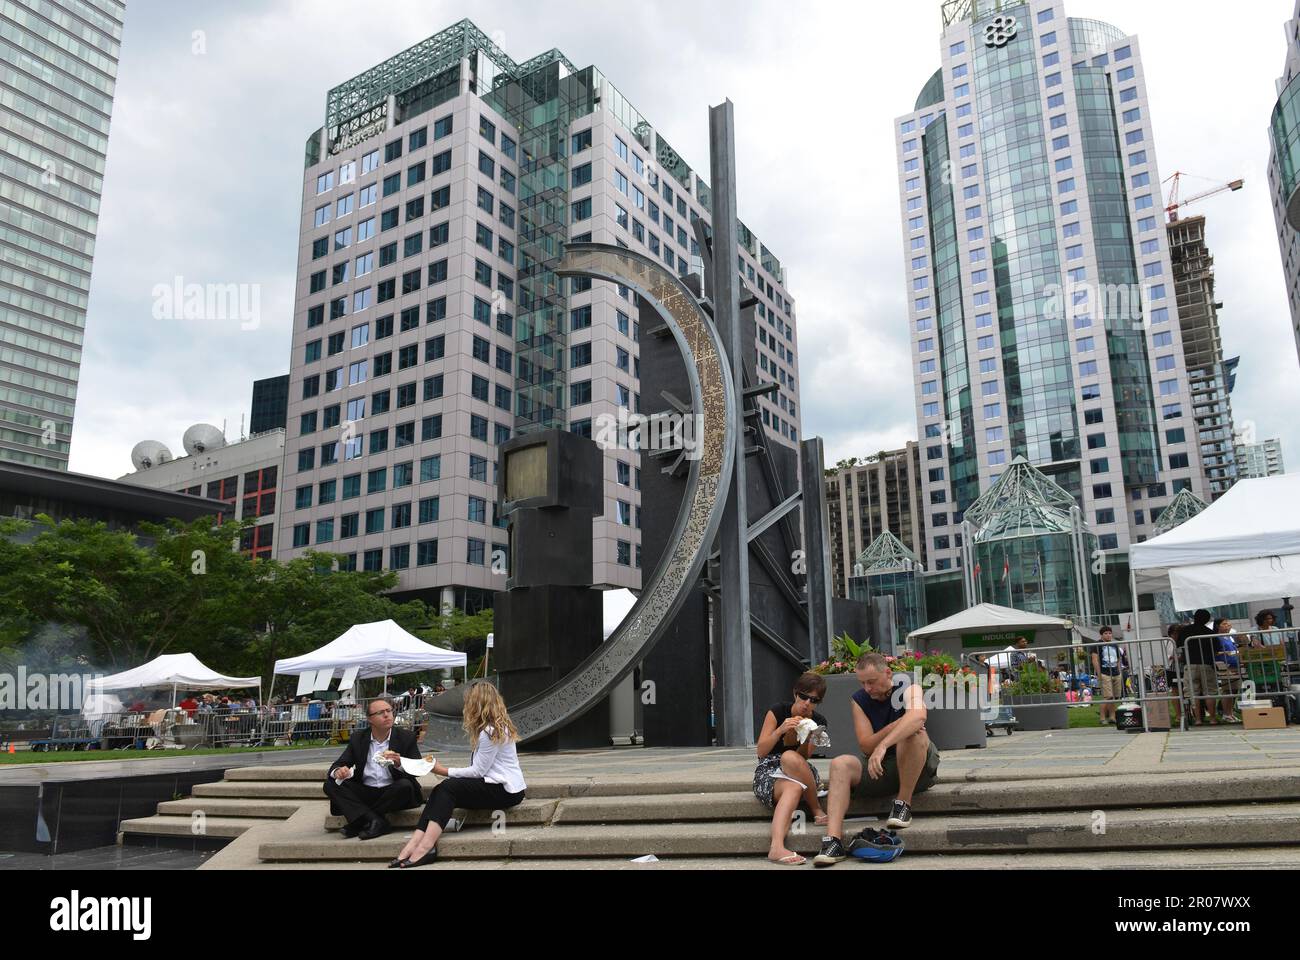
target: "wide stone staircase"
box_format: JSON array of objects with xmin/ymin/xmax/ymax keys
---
[{"xmin": 117, "ymin": 756, "xmax": 1300, "ymax": 868}]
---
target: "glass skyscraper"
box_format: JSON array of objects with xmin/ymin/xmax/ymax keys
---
[
  {"xmin": 897, "ymin": 0, "xmax": 1205, "ymax": 580},
  {"xmin": 0, "ymin": 0, "xmax": 124, "ymax": 469},
  {"xmin": 1269, "ymin": 0, "xmax": 1300, "ymax": 366}
]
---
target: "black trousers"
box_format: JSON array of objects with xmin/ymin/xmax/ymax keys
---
[
  {"xmin": 417, "ymin": 777, "xmax": 524, "ymax": 832},
  {"xmin": 323, "ymin": 775, "xmax": 422, "ymax": 826}
]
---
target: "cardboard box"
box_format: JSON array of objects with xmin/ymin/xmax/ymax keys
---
[
  {"xmin": 1144, "ymin": 698, "xmax": 1171, "ymax": 731},
  {"xmin": 1242, "ymin": 706, "xmax": 1287, "ymax": 730}
]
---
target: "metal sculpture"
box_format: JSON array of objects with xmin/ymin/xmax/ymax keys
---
[{"xmin": 421, "ymin": 244, "xmax": 736, "ymax": 748}]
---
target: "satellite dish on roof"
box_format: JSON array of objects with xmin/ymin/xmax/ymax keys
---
[
  {"xmin": 130, "ymin": 440, "xmax": 173, "ymax": 471},
  {"xmin": 182, "ymin": 423, "xmax": 226, "ymax": 456}
]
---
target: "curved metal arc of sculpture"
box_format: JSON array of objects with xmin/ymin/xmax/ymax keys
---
[{"xmin": 421, "ymin": 243, "xmax": 736, "ymax": 748}]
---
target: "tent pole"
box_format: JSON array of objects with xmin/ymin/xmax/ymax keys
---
[
  {"xmin": 1130, "ymin": 565, "xmax": 1150, "ymax": 733},
  {"xmin": 172, "ymin": 682, "xmax": 177, "ymax": 710}
]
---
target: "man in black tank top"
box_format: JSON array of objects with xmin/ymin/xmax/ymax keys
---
[{"xmin": 813, "ymin": 652, "xmax": 941, "ymax": 867}]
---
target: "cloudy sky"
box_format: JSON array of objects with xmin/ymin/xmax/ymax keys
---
[{"xmin": 71, "ymin": 0, "xmax": 1300, "ymax": 479}]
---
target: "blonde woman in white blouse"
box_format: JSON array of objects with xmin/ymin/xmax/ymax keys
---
[{"xmin": 392, "ymin": 681, "xmax": 526, "ymax": 868}]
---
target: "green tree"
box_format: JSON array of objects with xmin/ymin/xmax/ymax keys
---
[{"xmin": 0, "ymin": 516, "xmax": 438, "ymax": 696}]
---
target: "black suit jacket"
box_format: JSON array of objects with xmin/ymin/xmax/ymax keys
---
[{"xmin": 327, "ymin": 726, "xmax": 422, "ymax": 786}]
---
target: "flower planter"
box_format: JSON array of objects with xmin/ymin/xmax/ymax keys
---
[
  {"xmin": 1002, "ymin": 694, "xmax": 1069, "ymax": 731},
  {"xmin": 813, "ymin": 673, "xmax": 987, "ymax": 754},
  {"xmin": 816, "ymin": 674, "xmax": 863, "ymax": 759},
  {"xmin": 921, "ymin": 699, "xmax": 986, "ymax": 750}
]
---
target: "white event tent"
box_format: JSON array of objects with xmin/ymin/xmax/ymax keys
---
[
  {"xmin": 273, "ymin": 619, "xmax": 468, "ymax": 694},
  {"xmin": 907, "ymin": 602, "xmax": 1077, "ymax": 666},
  {"xmin": 84, "ymin": 652, "xmax": 261, "ymax": 708},
  {"xmin": 1129, "ymin": 474, "xmax": 1300, "ymax": 611}
]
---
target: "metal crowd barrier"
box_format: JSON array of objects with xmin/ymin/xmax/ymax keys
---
[
  {"xmin": 962, "ymin": 634, "xmax": 1184, "ymax": 732},
  {"xmin": 1175, "ymin": 628, "xmax": 1299, "ymax": 730},
  {"xmin": 7, "ymin": 690, "xmax": 443, "ymax": 753}
]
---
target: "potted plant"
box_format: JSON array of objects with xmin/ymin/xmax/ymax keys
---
[
  {"xmin": 812, "ymin": 634, "xmax": 870, "ymax": 758},
  {"xmin": 1000, "ymin": 660, "xmax": 1068, "ymax": 731}
]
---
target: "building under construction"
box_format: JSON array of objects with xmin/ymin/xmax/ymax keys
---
[{"xmin": 1166, "ymin": 214, "xmax": 1240, "ymax": 501}]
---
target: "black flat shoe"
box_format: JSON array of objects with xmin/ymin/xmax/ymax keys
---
[
  {"xmin": 387, "ymin": 858, "xmax": 404, "ymax": 868},
  {"xmin": 399, "ymin": 848, "xmax": 437, "ymax": 868}
]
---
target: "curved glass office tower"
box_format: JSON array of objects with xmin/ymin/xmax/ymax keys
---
[{"xmin": 896, "ymin": 1, "xmax": 1204, "ymax": 592}]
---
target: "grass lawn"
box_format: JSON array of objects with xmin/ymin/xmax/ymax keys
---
[
  {"xmin": 0, "ymin": 743, "xmax": 334, "ymax": 764},
  {"xmin": 1068, "ymin": 704, "xmax": 1102, "ymax": 728}
]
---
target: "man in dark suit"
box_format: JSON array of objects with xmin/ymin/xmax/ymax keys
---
[{"xmin": 323, "ymin": 694, "xmax": 424, "ymax": 839}]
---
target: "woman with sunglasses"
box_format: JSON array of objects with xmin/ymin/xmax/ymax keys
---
[{"xmin": 753, "ymin": 671, "xmax": 829, "ymax": 865}]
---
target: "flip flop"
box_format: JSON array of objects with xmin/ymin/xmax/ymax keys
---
[{"xmin": 770, "ymin": 853, "xmax": 806, "ymax": 866}]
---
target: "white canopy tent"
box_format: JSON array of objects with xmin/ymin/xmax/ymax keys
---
[
  {"xmin": 84, "ymin": 652, "xmax": 261, "ymax": 708},
  {"xmin": 908, "ymin": 603, "xmax": 1076, "ymax": 646},
  {"xmin": 273, "ymin": 619, "xmax": 468, "ymax": 693},
  {"xmin": 602, "ymin": 588, "xmax": 637, "ymax": 640},
  {"xmin": 1129, "ymin": 474, "xmax": 1300, "ymax": 610},
  {"xmin": 907, "ymin": 602, "xmax": 1077, "ymax": 670}
]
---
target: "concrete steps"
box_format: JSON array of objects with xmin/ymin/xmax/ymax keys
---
[
  {"xmin": 157, "ymin": 797, "xmax": 304, "ymax": 819},
  {"xmin": 119, "ymin": 814, "xmax": 280, "ymax": 840},
  {"xmin": 257, "ymin": 801, "xmax": 1300, "ymax": 862},
  {"xmin": 323, "ymin": 799, "xmax": 558, "ymax": 830},
  {"xmin": 120, "ymin": 754, "xmax": 1300, "ymax": 867},
  {"xmin": 235, "ymin": 846, "xmax": 1300, "ymax": 870}
]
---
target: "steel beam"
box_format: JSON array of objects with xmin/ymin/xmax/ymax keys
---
[
  {"xmin": 709, "ymin": 100, "xmax": 753, "ymax": 747},
  {"xmin": 800, "ymin": 438, "xmax": 835, "ymax": 665}
]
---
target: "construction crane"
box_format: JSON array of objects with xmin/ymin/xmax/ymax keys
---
[{"xmin": 1164, "ymin": 171, "xmax": 1244, "ymax": 222}]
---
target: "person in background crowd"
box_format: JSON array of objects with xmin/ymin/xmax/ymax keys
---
[
  {"xmin": 1250, "ymin": 610, "xmax": 1278, "ymax": 648},
  {"xmin": 752, "ymin": 671, "xmax": 829, "ymax": 866},
  {"xmin": 1163, "ymin": 624, "xmax": 1183, "ymax": 726},
  {"xmin": 433, "ymin": 682, "xmax": 446, "ymax": 696},
  {"xmin": 1092, "ymin": 626, "xmax": 1124, "ymax": 725},
  {"xmin": 1215, "ymin": 617, "xmax": 1240, "ymax": 723},
  {"xmin": 1183, "ymin": 610, "xmax": 1219, "ymax": 725},
  {"xmin": 178, "ymin": 693, "xmax": 198, "ymax": 717},
  {"xmin": 1008, "ymin": 636, "xmax": 1033, "ymax": 681}
]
